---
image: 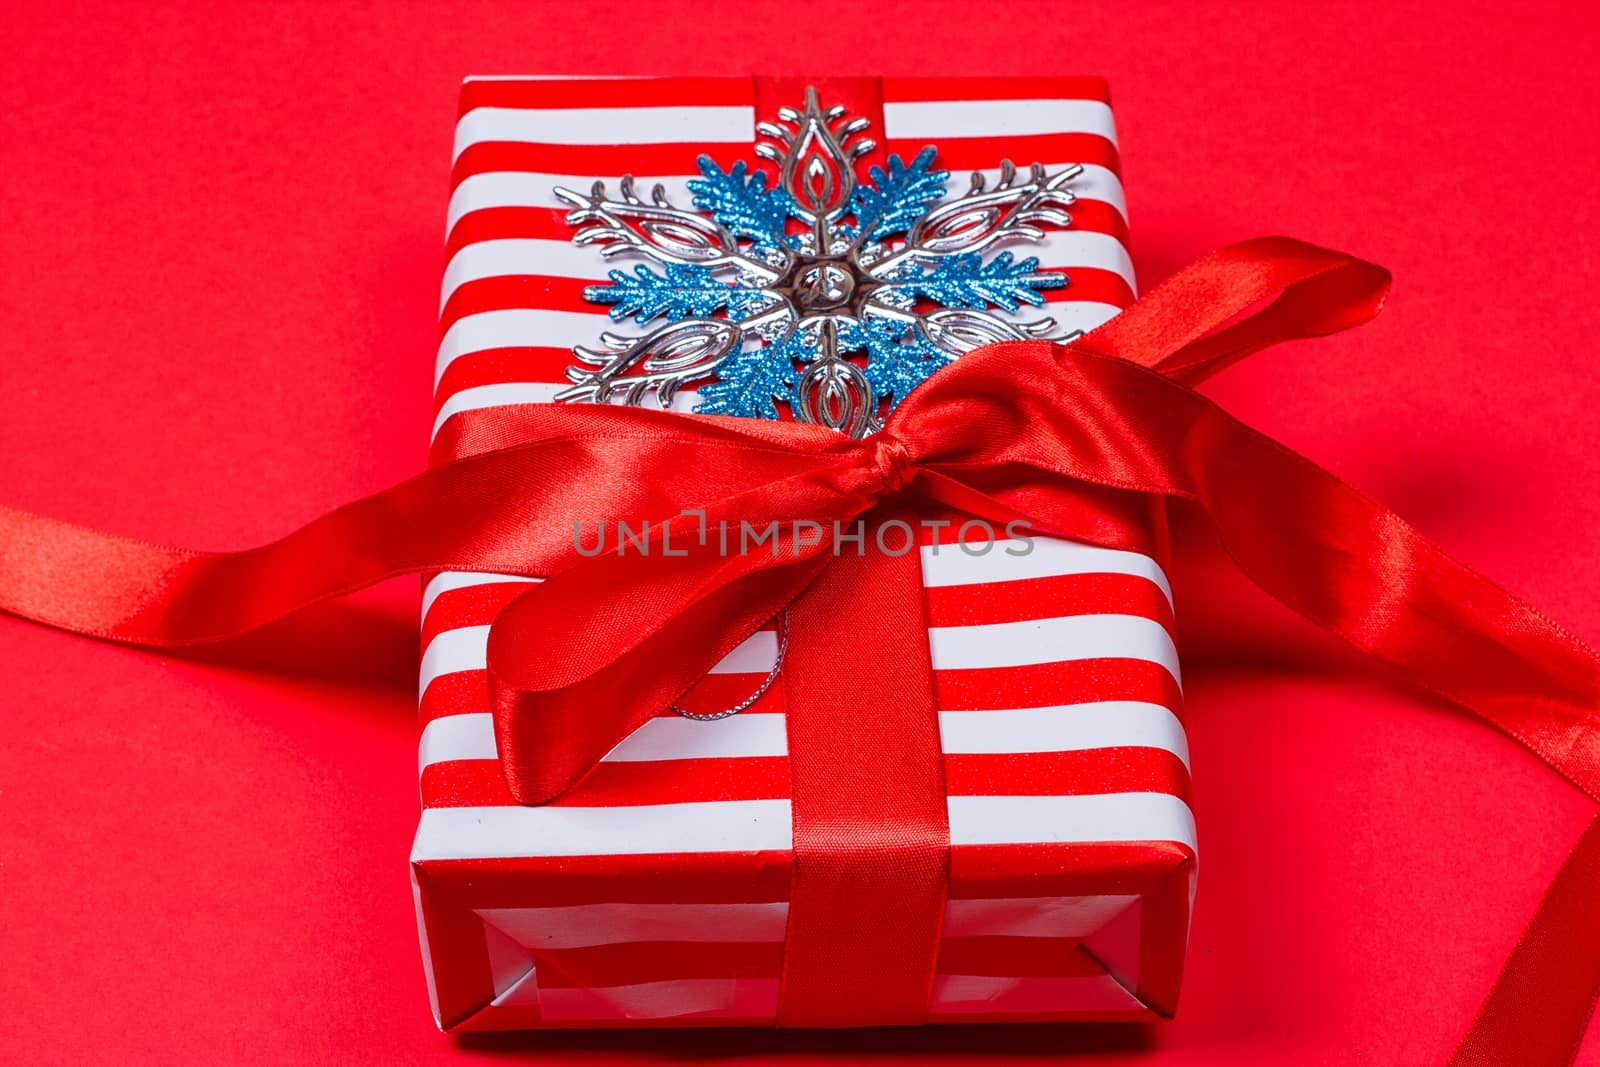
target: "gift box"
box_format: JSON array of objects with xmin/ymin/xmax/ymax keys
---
[{"xmin": 412, "ymin": 75, "xmax": 1196, "ymax": 1030}]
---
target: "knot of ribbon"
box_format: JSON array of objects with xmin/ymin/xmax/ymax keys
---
[
  {"xmin": 868, "ymin": 432, "xmax": 916, "ymax": 495},
  {"xmin": 0, "ymin": 237, "xmax": 1596, "ymax": 1062}
]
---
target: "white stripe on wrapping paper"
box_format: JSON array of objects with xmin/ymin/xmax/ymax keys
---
[
  {"xmin": 947, "ymin": 792, "xmax": 1197, "ymax": 850},
  {"xmin": 420, "ymin": 712, "xmax": 788, "ymax": 774},
  {"xmin": 420, "ymin": 624, "xmax": 779, "ymax": 698},
  {"xmin": 441, "ymin": 239, "xmax": 602, "ymax": 305},
  {"xmin": 420, "ymin": 570, "xmax": 537, "ymax": 621},
  {"xmin": 445, "ymin": 164, "xmax": 1129, "ymax": 235},
  {"xmin": 920, "ymin": 538, "xmax": 1173, "ymax": 607},
  {"xmin": 928, "ymin": 613, "xmax": 1182, "ymax": 686},
  {"xmin": 413, "ymin": 794, "xmax": 1189, "ymax": 860},
  {"xmin": 419, "ymin": 713, "xmax": 498, "ymax": 771},
  {"xmin": 938, "ymin": 703, "xmax": 1190, "ymax": 768},
  {"xmin": 943, "ymin": 894, "xmax": 1140, "ymax": 940},
  {"xmin": 435, "ymin": 301, "xmax": 1125, "ymax": 390},
  {"xmin": 453, "ymin": 105, "xmax": 754, "ymax": 160},
  {"xmin": 929, "ymin": 974, "xmax": 1147, "ymax": 1015},
  {"xmin": 419, "ymin": 625, "xmax": 491, "ymax": 696},
  {"xmin": 432, "ymin": 383, "xmax": 703, "ymax": 441},
  {"xmin": 701, "ymin": 628, "xmax": 780, "ymax": 673},
  {"xmin": 1025, "ymin": 301, "xmax": 1120, "ymax": 339},
  {"xmin": 524, "ymin": 978, "xmax": 782, "ymax": 1019},
  {"xmin": 883, "ymin": 98, "xmax": 1117, "ymax": 142},
  {"xmin": 439, "ymin": 230, "xmax": 1136, "ymax": 306},
  {"xmin": 441, "ymin": 239, "xmax": 606, "ymax": 310},
  {"xmin": 478, "ymin": 901, "xmax": 789, "ymax": 950},
  {"xmin": 436, "ymin": 308, "xmax": 609, "ymax": 387},
  {"xmin": 606, "ymin": 711, "xmax": 788, "ymax": 761},
  {"xmin": 447, "ymin": 172, "xmax": 697, "ymax": 232},
  {"xmin": 411, "ymin": 800, "xmax": 793, "ymax": 860}
]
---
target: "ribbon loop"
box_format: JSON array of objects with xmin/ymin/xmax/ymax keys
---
[{"xmin": 1076, "ymin": 235, "xmax": 1393, "ymax": 384}]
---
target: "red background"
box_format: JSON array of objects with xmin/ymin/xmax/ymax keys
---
[{"xmin": 2, "ymin": 2, "xmax": 1597, "ymax": 1063}]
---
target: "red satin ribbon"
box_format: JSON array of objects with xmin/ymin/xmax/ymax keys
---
[
  {"xmin": 0, "ymin": 237, "xmax": 1595, "ymax": 1059},
  {"xmin": 777, "ymin": 536, "xmax": 950, "ymax": 1026}
]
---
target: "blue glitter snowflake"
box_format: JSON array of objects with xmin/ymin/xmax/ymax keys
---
[{"xmin": 554, "ymin": 87, "xmax": 1083, "ymax": 435}]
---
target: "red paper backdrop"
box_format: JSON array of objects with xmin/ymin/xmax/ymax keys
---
[{"xmin": 2, "ymin": 2, "xmax": 1597, "ymax": 1063}]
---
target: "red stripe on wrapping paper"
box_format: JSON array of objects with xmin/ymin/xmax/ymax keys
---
[
  {"xmin": 1046, "ymin": 268, "xmax": 1135, "ymax": 309},
  {"xmin": 936, "ymin": 936, "xmax": 1107, "ymax": 979},
  {"xmin": 459, "ymin": 77, "xmax": 753, "ymax": 113},
  {"xmin": 443, "ymin": 200, "xmax": 1130, "ymax": 264},
  {"xmin": 416, "ymin": 852, "xmax": 793, "ymax": 909},
  {"xmin": 934, "ymin": 659, "xmax": 1183, "ymax": 715},
  {"xmin": 446, "ymin": 207, "xmax": 573, "ymax": 257},
  {"xmin": 433, "ymin": 350, "xmax": 575, "ymax": 420},
  {"xmin": 1065, "ymin": 199, "xmax": 1132, "ymax": 247},
  {"xmin": 948, "ymin": 841, "xmax": 1196, "ymax": 899},
  {"xmin": 925, "ymin": 571, "xmax": 1175, "ymax": 635},
  {"xmin": 439, "ymin": 276, "xmax": 597, "ymax": 336},
  {"xmin": 882, "ymin": 134, "xmax": 1120, "ymax": 177},
  {"xmin": 942, "ymin": 748, "xmax": 1192, "ymax": 801},
  {"xmin": 882, "ymin": 77, "xmax": 1111, "ymax": 105},
  {"xmin": 528, "ymin": 940, "xmax": 785, "ymax": 988},
  {"xmin": 422, "ymin": 756, "xmax": 793, "ymax": 809},
  {"xmin": 421, "ymin": 670, "xmax": 489, "ymax": 727},
  {"xmin": 422, "ymin": 581, "xmax": 535, "ymax": 642}
]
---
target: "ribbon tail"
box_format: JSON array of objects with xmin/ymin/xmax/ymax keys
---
[
  {"xmin": 0, "ymin": 442, "xmax": 604, "ymax": 645},
  {"xmin": 0, "ymin": 411, "xmax": 850, "ymax": 649},
  {"xmin": 967, "ymin": 342, "xmax": 1600, "ymax": 805},
  {"xmin": 1072, "ymin": 235, "xmax": 1392, "ymax": 385},
  {"xmin": 1448, "ymin": 811, "xmax": 1600, "ymax": 1067},
  {"xmin": 986, "ymin": 342, "xmax": 1600, "ymax": 1065}
]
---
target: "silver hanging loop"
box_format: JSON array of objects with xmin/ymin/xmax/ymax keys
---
[{"xmin": 671, "ymin": 610, "xmax": 791, "ymax": 721}]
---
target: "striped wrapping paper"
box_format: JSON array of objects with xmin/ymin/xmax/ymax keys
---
[{"xmin": 412, "ymin": 75, "xmax": 1197, "ymax": 1031}]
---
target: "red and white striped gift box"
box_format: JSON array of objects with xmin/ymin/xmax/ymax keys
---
[{"xmin": 412, "ymin": 75, "xmax": 1196, "ymax": 1031}]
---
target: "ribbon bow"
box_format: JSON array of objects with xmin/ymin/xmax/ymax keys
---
[{"xmin": 0, "ymin": 238, "xmax": 1595, "ymax": 1062}]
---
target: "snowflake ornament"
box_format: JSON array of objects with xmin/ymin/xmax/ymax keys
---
[{"xmin": 553, "ymin": 87, "xmax": 1082, "ymax": 437}]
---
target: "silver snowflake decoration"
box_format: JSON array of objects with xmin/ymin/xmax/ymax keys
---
[{"xmin": 553, "ymin": 87, "xmax": 1081, "ymax": 437}]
